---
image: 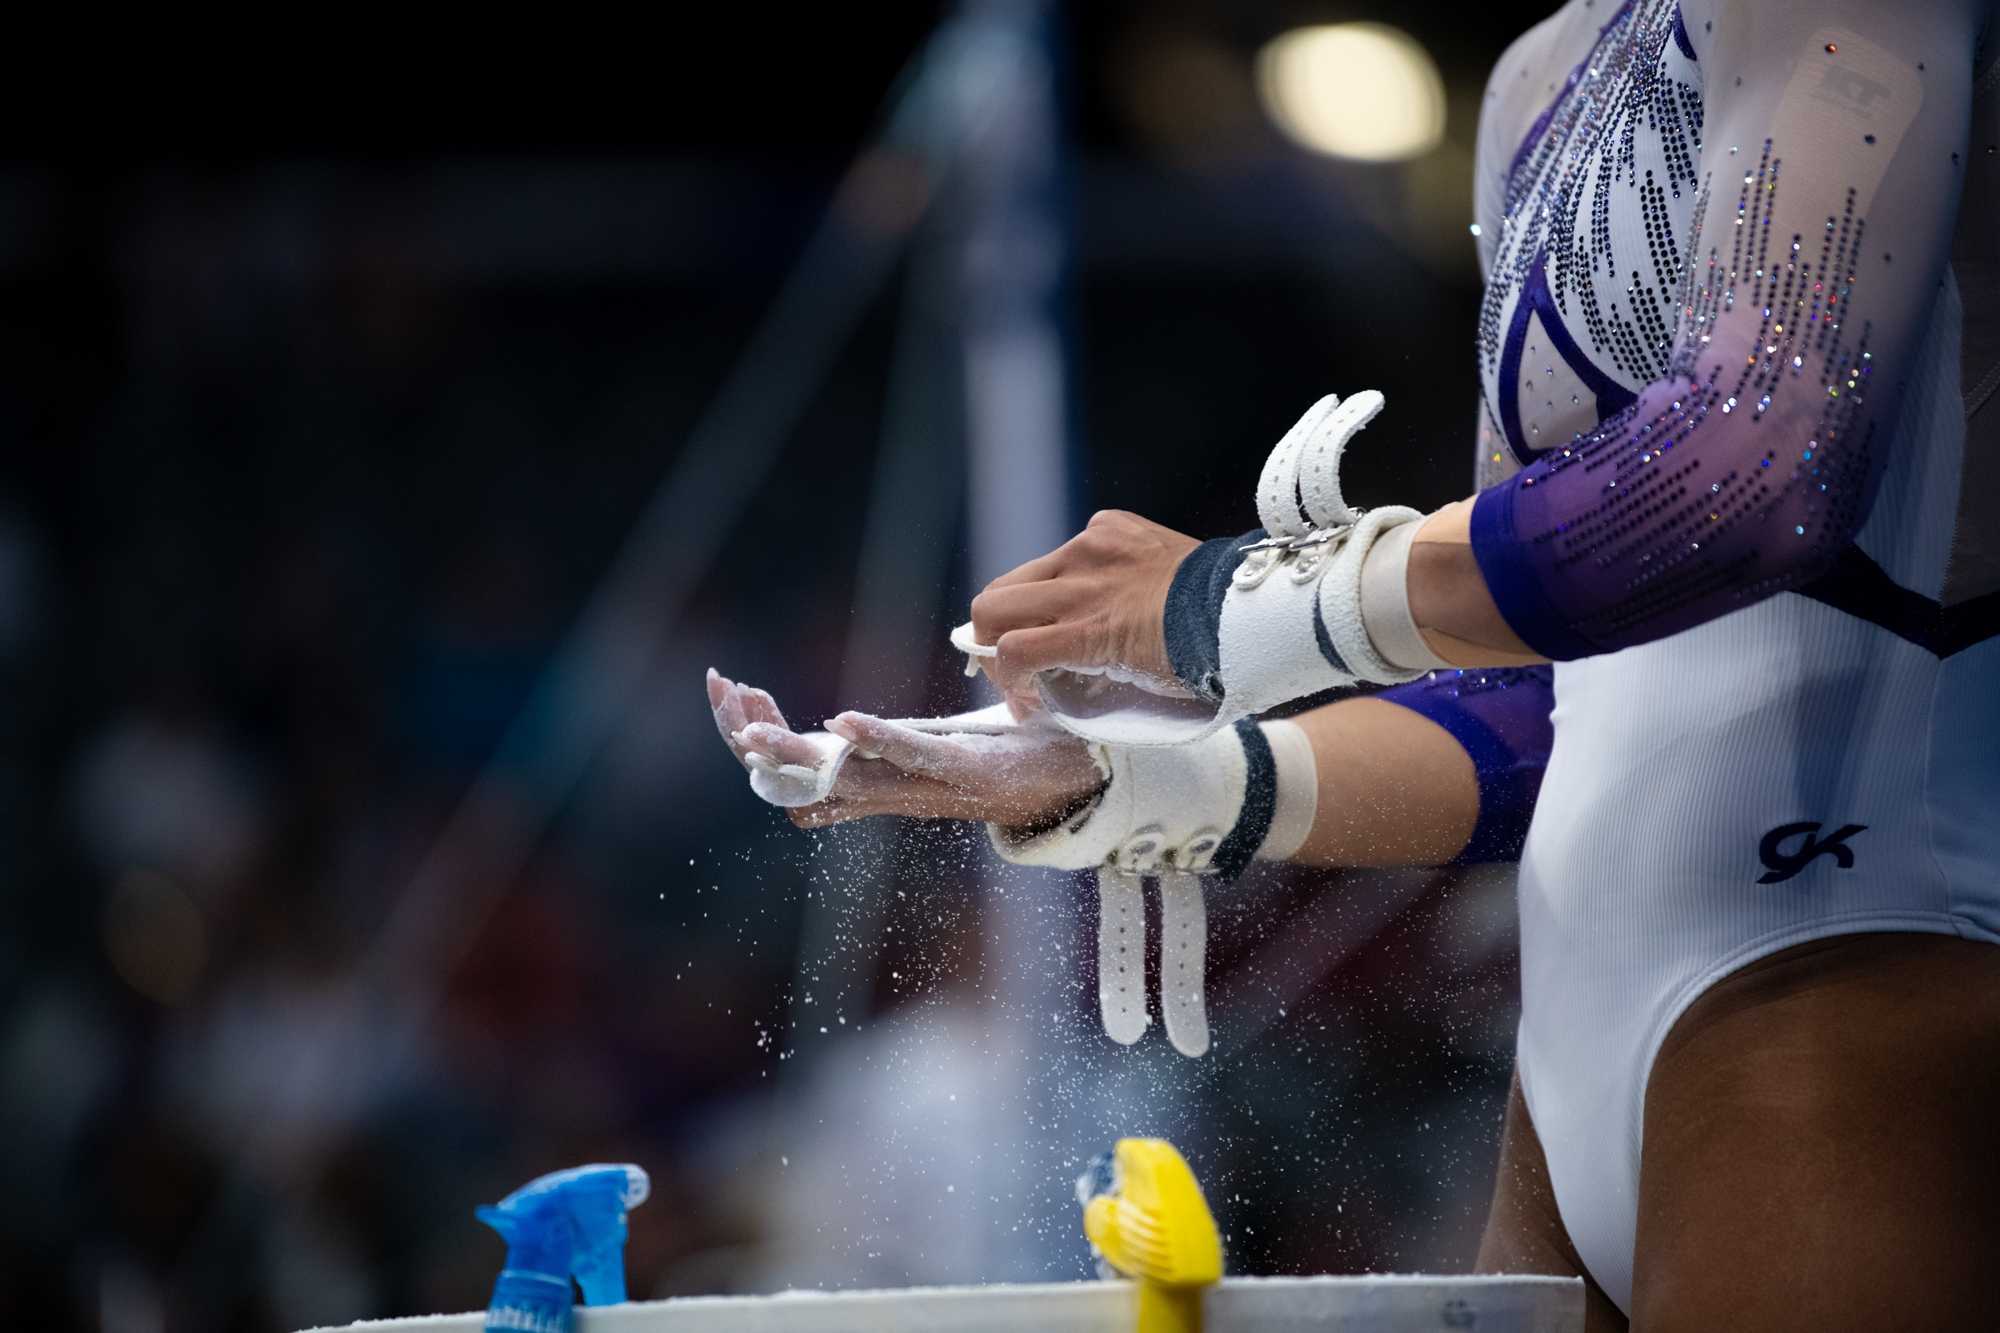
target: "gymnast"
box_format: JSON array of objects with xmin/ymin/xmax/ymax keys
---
[{"xmin": 712, "ymin": 1, "xmax": 2000, "ymax": 1325}]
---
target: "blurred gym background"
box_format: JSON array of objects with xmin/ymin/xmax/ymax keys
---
[{"xmin": 0, "ymin": 1, "xmax": 1554, "ymax": 1328}]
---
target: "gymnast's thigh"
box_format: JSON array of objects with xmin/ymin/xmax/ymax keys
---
[
  {"xmin": 1631, "ymin": 932, "xmax": 2000, "ymax": 1332},
  {"xmin": 1475, "ymin": 1069, "xmax": 1629, "ymax": 1333}
]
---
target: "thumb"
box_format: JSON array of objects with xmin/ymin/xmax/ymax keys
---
[{"xmin": 825, "ymin": 712, "xmax": 960, "ymax": 779}]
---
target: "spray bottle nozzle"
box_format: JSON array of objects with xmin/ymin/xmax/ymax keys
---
[
  {"xmin": 1080, "ymin": 1139, "xmax": 1221, "ymax": 1333},
  {"xmin": 477, "ymin": 1163, "xmax": 650, "ymax": 1332}
]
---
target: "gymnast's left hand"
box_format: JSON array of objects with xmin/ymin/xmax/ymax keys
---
[{"xmin": 707, "ymin": 669, "xmax": 1105, "ymax": 830}]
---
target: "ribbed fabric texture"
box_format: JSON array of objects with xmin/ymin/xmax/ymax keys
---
[
  {"xmin": 1377, "ymin": 667, "xmax": 1555, "ymax": 864},
  {"xmin": 1164, "ymin": 529, "xmax": 1262, "ymax": 701}
]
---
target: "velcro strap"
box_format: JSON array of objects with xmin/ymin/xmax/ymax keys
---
[
  {"xmin": 1313, "ymin": 506, "xmax": 1431, "ymax": 686},
  {"xmin": 1214, "ymin": 543, "xmax": 1358, "ymax": 714}
]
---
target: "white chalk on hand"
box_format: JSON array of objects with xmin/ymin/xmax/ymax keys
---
[{"xmin": 742, "ymin": 704, "xmax": 1018, "ymax": 808}]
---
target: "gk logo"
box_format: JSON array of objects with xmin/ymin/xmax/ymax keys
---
[{"xmin": 1758, "ymin": 821, "xmax": 1867, "ymax": 884}]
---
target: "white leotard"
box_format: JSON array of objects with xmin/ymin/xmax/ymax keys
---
[{"xmin": 1475, "ymin": 0, "xmax": 2000, "ymax": 1311}]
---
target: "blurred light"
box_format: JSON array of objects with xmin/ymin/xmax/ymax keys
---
[
  {"xmin": 1256, "ymin": 24, "xmax": 1446, "ymax": 162},
  {"xmin": 104, "ymin": 869, "xmax": 206, "ymax": 1006}
]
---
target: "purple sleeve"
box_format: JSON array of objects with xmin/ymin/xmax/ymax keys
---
[
  {"xmin": 1469, "ymin": 368, "xmax": 1879, "ymax": 659},
  {"xmin": 1375, "ymin": 666, "xmax": 1554, "ymax": 865},
  {"xmin": 1469, "ymin": 9, "xmax": 1972, "ymax": 659}
]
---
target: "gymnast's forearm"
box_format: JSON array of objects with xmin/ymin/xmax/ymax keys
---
[
  {"xmin": 1278, "ymin": 698, "xmax": 1481, "ymax": 868},
  {"xmin": 1405, "ymin": 498, "xmax": 1545, "ymax": 669}
]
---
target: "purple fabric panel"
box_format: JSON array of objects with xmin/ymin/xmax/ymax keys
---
[
  {"xmin": 1376, "ymin": 666, "xmax": 1555, "ymax": 865},
  {"xmin": 1472, "ymin": 460, "xmax": 1603, "ymax": 662},
  {"xmin": 1467, "ymin": 7, "xmax": 1973, "ymax": 659},
  {"xmin": 1470, "ymin": 363, "xmax": 1884, "ymax": 657}
]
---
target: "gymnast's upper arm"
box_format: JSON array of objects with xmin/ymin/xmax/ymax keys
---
[{"xmin": 1469, "ymin": 0, "xmax": 1981, "ymax": 659}]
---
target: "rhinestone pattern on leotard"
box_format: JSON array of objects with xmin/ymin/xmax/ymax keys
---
[
  {"xmin": 1478, "ymin": 0, "xmax": 1704, "ymax": 472},
  {"xmin": 1507, "ymin": 149, "xmax": 1878, "ymax": 648},
  {"xmin": 1473, "ymin": 0, "xmax": 1888, "ymax": 654}
]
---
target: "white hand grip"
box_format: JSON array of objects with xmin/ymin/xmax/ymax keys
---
[
  {"xmin": 1097, "ymin": 870, "xmax": 1150, "ymax": 1045},
  {"xmin": 1296, "ymin": 390, "xmax": 1382, "ymax": 530},
  {"xmin": 1158, "ymin": 870, "xmax": 1210, "ymax": 1057},
  {"xmin": 1255, "ymin": 394, "xmax": 1340, "ymax": 539}
]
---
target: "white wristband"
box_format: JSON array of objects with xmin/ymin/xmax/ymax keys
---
[
  {"xmin": 1256, "ymin": 719, "xmax": 1318, "ymax": 862},
  {"xmin": 1358, "ymin": 515, "xmax": 1453, "ymax": 673}
]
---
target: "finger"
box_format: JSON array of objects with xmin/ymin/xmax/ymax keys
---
[
  {"xmin": 978, "ymin": 512, "xmax": 1144, "ymax": 597},
  {"xmin": 714, "ymin": 680, "xmax": 748, "ymax": 734},
  {"xmin": 965, "ymin": 656, "xmax": 1045, "ymax": 719},
  {"xmin": 801, "ymin": 771, "xmax": 985, "ymax": 824},
  {"xmin": 978, "ymin": 545, "xmax": 1069, "ymax": 595},
  {"xmin": 788, "ymin": 779, "xmax": 953, "ymax": 827},
  {"xmin": 711, "ymin": 679, "xmax": 754, "ymax": 766},
  {"xmin": 824, "ymin": 713, "xmax": 960, "ymax": 780},
  {"xmin": 788, "ymin": 797, "xmax": 977, "ymax": 828},
  {"xmin": 738, "ymin": 721, "xmax": 824, "ymax": 770},
  {"xmin": 738, "ymin": 685, "xmax": 791, "ymax": 732},
  {"xmin": 822, "ymin": 758, "xmax": 930, "ymax": 807},
  {"xmin": 994, "ymin": 621, "xmax": 1109, "ymax": 699},
  {"xmin": 968, "ymin": 578, "xmax": 1098, "ymax": 654},
  {"xmin": 706, "ymin": 667, "xmax": 731, "ymax": 709}
]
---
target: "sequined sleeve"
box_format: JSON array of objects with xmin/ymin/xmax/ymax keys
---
[
  {"xmin": 1376, "ymin": 667, "xmax": 1555, "ymax": 865},
  {"xmin": 1469, "ymin": 1, "xmax": 1979, "ymax": 659}
]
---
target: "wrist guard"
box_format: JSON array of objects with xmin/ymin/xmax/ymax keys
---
[
  {"xmin": 988, "ymin": 719, "xmax": 1308, "ymax": 1059},
  {"xmin": 959, "ymin": 392, "xmax": 1437, "ymax": 748}
]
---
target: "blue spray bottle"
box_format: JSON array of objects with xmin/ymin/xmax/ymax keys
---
[{"xmin": 476, "ymin": 1163, "xmax": 651, "ymax": 1332}]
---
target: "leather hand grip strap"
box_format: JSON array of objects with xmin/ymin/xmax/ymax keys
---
[
  {"xmin": 1256, "ymin": 391, "xmax": 1379, "ymax": 537},
  {"xmin": 1157, "ymin": 870, "xmax": 1209, "ymax": 1057},
  {"xmin": 990, "ymin": 720, "xmax": 1315, "ymax": 1058},
  {"xmin": 955, "ymin": 391, "xmax": 1435, "ymax": 749},
  {"xmin": 1096, "ymin": 872, "xmax": 1148, "ymax": 1046}
]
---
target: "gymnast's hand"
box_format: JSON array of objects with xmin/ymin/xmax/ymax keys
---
[
  {"xmin": 707, "ymin": 670, "xmax": 1105, "ymax": 830},
  {"xmin": 967, "ymin": 509, "xmax": 1200, "ymax": 717}
]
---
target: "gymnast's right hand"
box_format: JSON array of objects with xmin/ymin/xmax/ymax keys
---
[
  {"xmin": 968, "ymin": 509, "xmax": 1200, "ymax": 717},
  {"xmin": 707, "ymin": 669, "xmax": 1104, "ymax": 831}
]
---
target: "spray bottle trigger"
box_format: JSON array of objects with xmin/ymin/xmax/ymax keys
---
[{"xmin": 477, "ymin": 1162, "xmax": 651, "ymax": 1330}]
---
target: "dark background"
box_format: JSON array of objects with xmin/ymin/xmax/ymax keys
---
[{"xmin": 0, "ymin": 1, "xmax": 1555, "ymax": 1329}]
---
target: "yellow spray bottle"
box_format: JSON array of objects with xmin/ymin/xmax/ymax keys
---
[{"xmin": 1077, "ymin": 1138, "xmax": 1222, "ymax": 1333}]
